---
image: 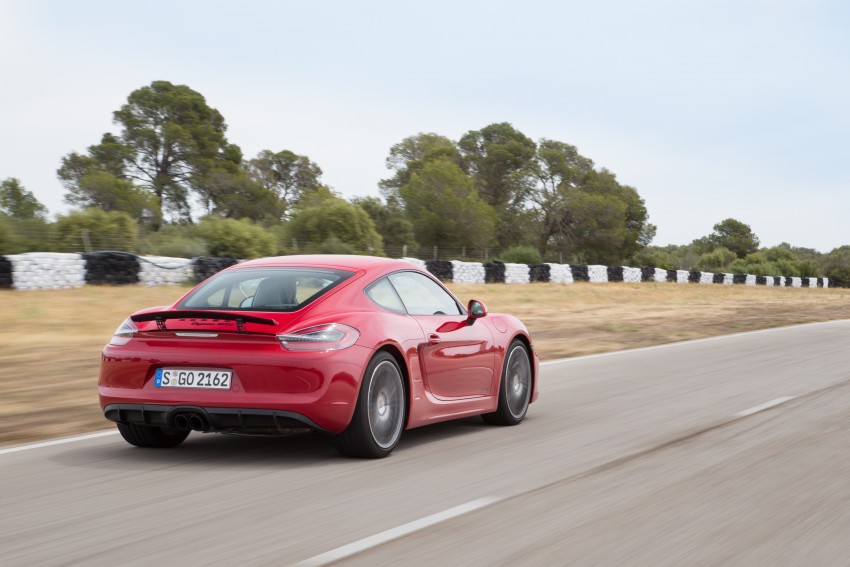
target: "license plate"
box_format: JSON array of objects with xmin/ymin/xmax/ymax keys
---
[{"xmin": 155, "ymin": 368, "xmax": 232, "ymax": 389}]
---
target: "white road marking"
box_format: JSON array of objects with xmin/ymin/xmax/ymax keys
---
[
  {"xmin": 292, "ymin": 497, "xmax": 502, "ymax": 567},
  {"xmin": 540, "ymin": 319, "xmax": 846, "ymax": 367},
  {"xmin": 735, "ymin": 396, "xmax": 795, "ymax": 418},
  {"xmin": 0, "ymin": 430, "xmax": 118, "ymax": 456}
]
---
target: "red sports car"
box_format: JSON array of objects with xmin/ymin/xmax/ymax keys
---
[{"xmin": 99, "ymin": 255, "xmax": 539, "ymax": 458}]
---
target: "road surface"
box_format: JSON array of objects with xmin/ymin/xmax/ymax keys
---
[{"xmin": 3, "ymin": 321, "xmax": 850, "ymax": 566}]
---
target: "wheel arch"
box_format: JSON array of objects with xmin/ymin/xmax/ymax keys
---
[
  {"xmin": 374, "ymin": 343, "xmax": 411, "ymax": 428},
  {"xmin": 508, "ymin": 332, "xmax": 536, "ymax": 393}
]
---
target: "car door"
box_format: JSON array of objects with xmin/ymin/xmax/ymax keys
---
[{"xmin": 388, "ymin": 271, "xmax": 496, "ymax": 399}]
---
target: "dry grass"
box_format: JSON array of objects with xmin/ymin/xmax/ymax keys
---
[{"xmin": 3, "ymin": 282, "xmax": 850, "ymax": 446}]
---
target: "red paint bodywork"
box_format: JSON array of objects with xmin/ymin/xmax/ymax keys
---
[{"xmin": 99, "ymin": 255, "xmax": 539, "ymax": 434}]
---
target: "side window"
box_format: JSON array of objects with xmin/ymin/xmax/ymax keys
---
[
  {"xmin": 228, "ymin": 277, "xmax": 262, "ymax": 307},
  {"xmin": 366, "ymin": 278, "xmax": 406, "ymax": 313},
  {"xmin": 388, "ymin": 272, "xmax": 462, "ymax": 316}
]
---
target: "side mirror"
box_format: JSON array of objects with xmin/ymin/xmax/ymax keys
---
[{"xmin": 467, "ymin": 299, "xmax": 487, "ymax": 322}]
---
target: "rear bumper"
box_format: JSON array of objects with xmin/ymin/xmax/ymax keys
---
[{"xmin": 104, "ymin": 403, "xmax": 330, "ymax": 434}]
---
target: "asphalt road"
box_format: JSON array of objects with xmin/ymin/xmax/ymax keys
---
[{"xmin": 3, "ymin": 320, "xmax": 850, "ymax": 566}]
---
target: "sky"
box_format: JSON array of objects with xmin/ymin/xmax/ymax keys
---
[{"xmin": 1, "ymin": 0, "xmax": 849, "ymax": 251}]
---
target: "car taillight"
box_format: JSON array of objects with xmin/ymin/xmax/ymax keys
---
[
  {"xmin": 277, "ymin": 323, "xmax": 359, "ymax": 351},
  {"xmin": 109, "ymin": 318, "xmax": 138, "ymax": 346}
]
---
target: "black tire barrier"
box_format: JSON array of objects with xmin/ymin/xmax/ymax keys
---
[
  {"xmin": 607, "ymin": 266, "xmax": 624, "ymax": 282},
  {"xmin": 0, "ymin": 256, "xmax": 11, "ymax": 289},
  {"xmin": 424, "ymin": 259, "xmax": 453, "ymax": 281},
  {"xmin": 84, "ymin": 252, "xmax": 141, "ymax": 285},
  {"xmin": 193, "ymin": 257, "xmax": 239, "ymax": 283},
  {"xmin": 529, "ymin": 264, "xmax": 551, "ymax": 282},
  {"xmin": 484, "ymin": 262, "xmax": 506, "ymax": 283},
  {"xmin": 0, "ymin": 253, "xmax": 836, "ymax": 290},
  {"xmin": 570, "ymin": 265, "xmax": 589, "ymax": 282}
]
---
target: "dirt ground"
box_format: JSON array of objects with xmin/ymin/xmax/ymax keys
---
[{"xmin": 3, "ymin": 282, "xmax": 850, "ymax": 446}]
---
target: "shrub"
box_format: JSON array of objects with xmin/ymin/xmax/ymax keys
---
[
  {"xmin": 196, "ymin": 216, "xmax": 277, "ymax": 259},
  {"xmin": 287, "ymin": 200, "xmax": 384, "ymax": 255},
  {"xmin": 0, "ymin": 215, "xmax": 14, "ymax": 254},
  {"xmin": 140, "ymin": 224, "xmax": 208, "ymax": 258},
  {"xmin": 629, "ymin": 247, "xmax": 676, "ymax": 269},
  {"xmin": 696, "ymin": 247, "xmax": 736, "ymax": 271},
  {"xmin": 729, "ymin": 259, "xmax": 776, "ymax": 276},
  {"xmin": 54, "ymin": 208, "xmax": 139, "ymax": 252},
  {"xmin": 317, "ymin": 235, "xmax": 357, "ymax": 255},
  {"xmin": 498, "ymin": 245, "xmax": 542, "ymax": 265}
]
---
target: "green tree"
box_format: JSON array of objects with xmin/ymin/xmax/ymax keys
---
[
  {"xmin": 532, "ymin": 139, "xmax": 594, "ymax": 252},
  {"xmin": 63, "ymin": 169, "xmax": 156, "ymax": 221},
  {"xmin": 763, "ymin": 244, "xmax": 798, "ymax": 263},
  {"xmin": 539, "ymin": 168, "xmax": 654, "ymax": 264},
  {"xmin": 291, "ymin": 185, "xmax": 342, "ymax": 212},
  {"xmin": 559, "ymin": 190, "xmax": 629, "ymax": 264},
  {"xmin": 196, "ymin": 169, "xmax": 284, "ymax": 222},
  {"xmin": 535, "ymin": 139, "xmax": 594, "ymax": 194},
  {"xmin": 707, "ymin": 218, "xmax": 760, "ymax": 258},
  {"xmin": 582, "ymin": 170, "xmax": 655, "ymax": 254},
  {"xmin": 0, "ymin": 178, "xmax": 47, "ymax": 219},
  {"xmin": 59, "ymin": 81, "xmax": 241, "ymax": 227},
  {"xmin": 54, "ymin": 208, "xmax": 139, "ymax": 252},
  {"xmin": 287, "ymin": 198, "xmax": 384, "ymax": 254},
  {"xmin": 822, "ymin": 246, "xmax": 850, "ymax": 287},
  {"xmin": 380, "ymin": 133, "xmax": 460, "ymax": 196},
  {"xmin": 398, "ymin": 158, "xmax": 496, "ymax": 251},
  {"xmin": 351, "ymin": 195, "xmax": 417, "ymax": 254},
  {"xmin": 246, "ymin": 150, "xmax": 323, "ymax": 217},
  {"xmin": 458, "ymin": 123, "xmax": 537, "ymax": 247}
]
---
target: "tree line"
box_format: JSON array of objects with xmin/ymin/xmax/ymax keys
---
[{"xmin": 2, "ymin": 80, "xmax": 850, "ymax": 284}]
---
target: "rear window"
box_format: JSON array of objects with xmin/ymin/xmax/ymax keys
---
[{"xmin": 179, "ymin": 267, "xmax": 354, "ymax": 312}]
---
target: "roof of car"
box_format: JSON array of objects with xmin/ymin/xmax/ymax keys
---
[{"xmin": 235, "ymin": 255, "xmax": 419, "ymax": 273}]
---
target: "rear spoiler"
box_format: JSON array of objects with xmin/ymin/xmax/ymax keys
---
[{"xmin": 131, "ymin": 311, "xmax": 278, "ymax": 334}]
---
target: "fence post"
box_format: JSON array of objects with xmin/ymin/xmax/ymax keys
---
[
  {"xmin": 81, "ymin": 229, "xmax": 93, "ymax": 253},
  {"xmin": 433, "ymin": 245, "xmax": 438, "ymax": 260},
  {"xmin": 402, "ymin": 244, "xmax": 407, "ymax": 258}
]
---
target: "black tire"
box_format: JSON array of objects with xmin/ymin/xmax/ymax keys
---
[
  {"xmin": 116, "ymin": 422, "xmax": 190, "ymax": 448},
  {"xmin": 334, "ymin": 352, "xmax": 406, "ymax": 458},
  {"xmin": 482, "ymin": 340, "xmax": 532, "ymax": 426}
]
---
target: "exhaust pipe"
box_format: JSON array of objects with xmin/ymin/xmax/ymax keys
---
[
  {"xmin": 188, "ymin": 415, "xmax": 207, "ymax": 431},
  {"xmin": 173, "ymin": 414, "xmax": 190, "ymax": 431}
]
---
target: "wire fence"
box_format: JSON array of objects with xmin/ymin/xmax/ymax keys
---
[{"xmin": 3, "ymin": 227, "xmax": 576, "ymax": 263}]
